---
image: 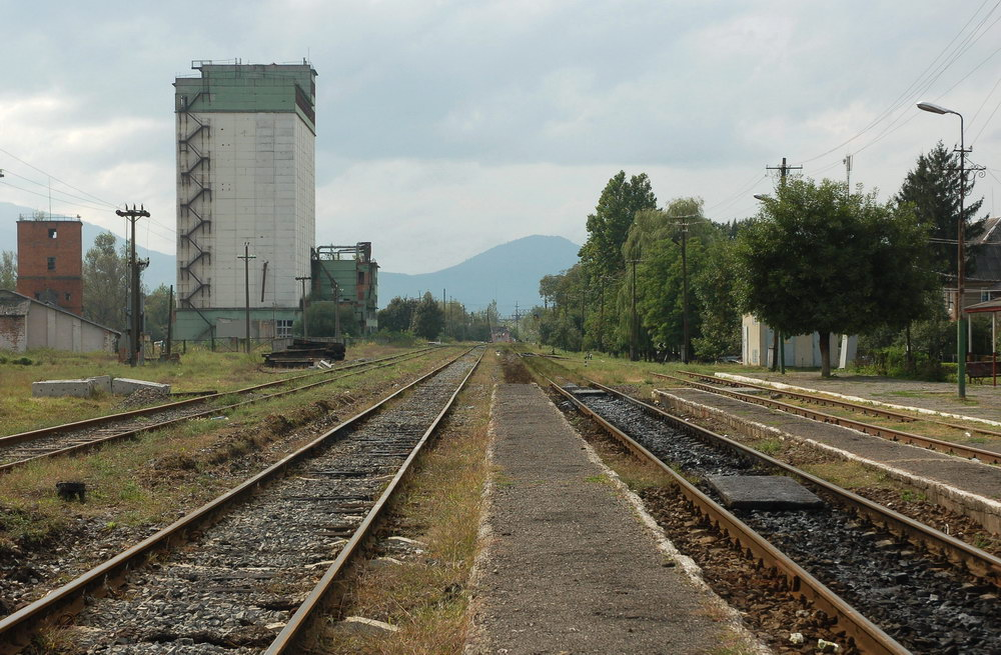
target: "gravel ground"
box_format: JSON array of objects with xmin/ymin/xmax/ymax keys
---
[
  {"xmin": 466, "ymin": 383, "xmax": 727, "ymax": 655},
  {"xmin": 53, "ymin": 352, "xmax": 480, "ymax": 654}
]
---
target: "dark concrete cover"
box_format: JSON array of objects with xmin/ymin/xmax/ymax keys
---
[{"xmin": 708, "ymin": 475, "xmax": 824, "ymax": 510}]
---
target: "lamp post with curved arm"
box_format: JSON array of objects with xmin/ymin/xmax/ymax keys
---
[{"xmin": 917, "ymin": 101, "xmax": 968, "ymax": 398}]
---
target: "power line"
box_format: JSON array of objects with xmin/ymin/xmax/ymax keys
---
[{"xmin": 0, "ymin": 146, "xmax": 120, "ymax": 209}]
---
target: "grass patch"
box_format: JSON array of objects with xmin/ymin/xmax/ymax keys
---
[{"xmin": 755, "ymin": 438, "xmax": 783, "ymax": 455}]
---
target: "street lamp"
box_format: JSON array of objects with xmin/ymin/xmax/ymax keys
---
[{"xmin": 917, "ymin": 101, "xmax": 968, "ymax": 398}]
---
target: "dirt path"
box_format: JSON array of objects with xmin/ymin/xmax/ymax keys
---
[{"xmin": 466, "ymin": 383, "xmax": 729, "ymax": 655}]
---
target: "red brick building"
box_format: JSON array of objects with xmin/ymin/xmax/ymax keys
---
[{"xmin": 15, "ymin": 216, "xmax": 84, "ymax": 316}]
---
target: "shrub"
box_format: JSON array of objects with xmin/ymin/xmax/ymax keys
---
[{"xmin": 855, "ymin": 346, "xmax": 945, "ymax": 381}]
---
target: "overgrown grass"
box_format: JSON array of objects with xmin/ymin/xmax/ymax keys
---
[
  {"xmin": 0, "ymin": 347, "xmax": 455, "ymax": 550},
  {"xmin": 0, "ymin": 344, "xmax": 423, "ymax": 437}
]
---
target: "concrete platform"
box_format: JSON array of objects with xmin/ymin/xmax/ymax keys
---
[
  {"xmin": 656, "ymin": 387, "xmax": 1001, "ymax": 534},
  {"xmin": 708, "ymin": 475, "xmax": 824, "ymax": 510},
  {"xmin": 110, "ymin": 378, "xmax": 171, "ymax": 395},
  {"xmin": 32, "ymin": 379, "xmax": 95, "ymax": 398},
  {"xmin": 87, "ymin": 375, "xmax": 112, "ymax": 394},
  {"xmin": 468, "ymin": 383, "xmax": 735, "ymax": 654}
]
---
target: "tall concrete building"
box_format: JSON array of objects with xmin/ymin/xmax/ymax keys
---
[{"xmin": 173, "ymin": 60, "xmax": 317, "ymax": 341}]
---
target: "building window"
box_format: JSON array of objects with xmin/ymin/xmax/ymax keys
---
[
  {"xmin": 276, "ymin": 319, "xmax": 293, "ymax": 338},
  {"xmin": 48, "ymin": 228, "xmax": 57, "ymax": 239},
  {"xmin": 982, "ymin": 291, "xmax": 992, "ymax": 302},
  {"xmin": 357, "ymin": 271, "xmax": 365, "ymax": 285},
  {"xmin": 47, "ymin": 257, "xmax": 56, "ymax": 270},
  {"xmin": 65, "ymin": 292, "xmax": 72, "ymax": 302}
]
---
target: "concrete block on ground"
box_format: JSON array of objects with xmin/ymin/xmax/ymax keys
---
[
  {"xmin": 111, "ymin": 378, "xmax": 171, "ymax": 395},
  {"xmin": 32, "ymin": 379, "xmax": 95, "ymax": 398},
  {"xmin": 337, "ymin": 616, "xmax": 399, "ymax": 636},
  {"xmin": 708, "ymin": 475, "xmax": 824, "ymax": 510},
  {"xmin": 87, "ymin": 375, "xmax": 113, "ymax": 394}
]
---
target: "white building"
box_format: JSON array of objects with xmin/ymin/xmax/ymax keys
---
[
  {"xmin": 742, "ymin": 315, "xmax": 857, "ymax": 369},
  {"xmin": 0, "ymin": 290, "xmax": 119, "ymax": 353},
  {"xmin": 173, "ymin": 61, "xmax": 317, "ymax": 341}
]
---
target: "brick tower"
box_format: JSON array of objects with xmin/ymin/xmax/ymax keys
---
[{"xmin": 16, "ymin": 216, "xmax": 84, "ymax": 316}]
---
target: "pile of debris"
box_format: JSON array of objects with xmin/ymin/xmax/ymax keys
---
[{"xmin": 263, "ymin": 338, "xmax": 346, "ymax": 369}]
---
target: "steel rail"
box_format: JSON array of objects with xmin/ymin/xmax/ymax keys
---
[
  {"xmin": 610, "ymin": 383, "xmax": 1001, "ymax": 587},
  {"xmin": 549, "ymin": 379, "xmax": 910, "ymax": 655},
  {"xmin": 0, "ymin": 350, "xmax": 439, "ymax": 474},
  {"xmin": 663, "ymin": 371, "xmax": 918, "ymax": 422},
  {"xmin": 266, "ymin": 347, "xmax": 484, "ymax": 653},
  {"xmin": 0, "ymin": 347, "xmax": 476, "ymax": 654},
  {"xmin": 669, "ymin": 370, "xmax": 1001, "ymax": 439},
  {"xmin": 0, "ymin": 347, "xmax": 438, "ymax": 448},
  {"xmin": 655, "ymin": 373, "xmax": 1001, "ymax": 466}
]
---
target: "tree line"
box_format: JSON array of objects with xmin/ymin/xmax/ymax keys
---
[
  {"xmin": 377, "ymin": 292, "xmax": 502, "ymax": 342},
  {"xmin": 535, "ymin": 141, "xmax": 984, "ymax": 378}
]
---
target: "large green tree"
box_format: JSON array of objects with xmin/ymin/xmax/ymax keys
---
[
  {"xmin": 144, "ymin": 284, "xmax": 172, "ymax": 341},
  {"xmin": 411, "ymin": 291, "xmax": 444, "ymax": 340},
  {"xmin": 738, "ymin": 178, "xmax": 939, "ymax": 377},
  {"xmin": 896, "ymin": 141, "xmax": 984, "ymax": 280},
  {"xmin": 83, "ymin": 232, "xmax": 128, "ymax": 331},
  {"xmin": 578, "ymin": 171, "xmax": 657, "ymax": 277},
  {"xmin": 0, "ymin": 251, "xmax": 16, "ymax": 290},
  {"xmin": 378, "ymin": 297, "xmax": 419, "ymax": 332}
]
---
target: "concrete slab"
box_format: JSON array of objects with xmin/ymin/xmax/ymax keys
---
[
  {"xmin": 708, "ymin": 475, "xmax": 824, "ymax": 510},
  {"xmin": 32, "ymin": 379, "xmax": 95, "ymax": 398},
  {"xmin": 87, "ymin": 375, "xmax": 112, "ymax": 394},
  {"xmin": 566, "ymin": 387, "xmax": 607, "ymax": 397},
  {"xmin": 111, "ymin": 378, "xmax": 171, "ymax": 395}
]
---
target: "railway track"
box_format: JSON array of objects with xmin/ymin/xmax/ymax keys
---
[
  {"xmin": 552, "ymin": 380, "xmax": 1001, "ymax": 655},
  {"xmin": 0, "ymin": 346, "xmax": 482, "ymax": 654},
  {"xmin": 0, "ymin": 347, "xmax": 442, "ymax": 473},
  {"xmin": 655, "ymin": 371, "xmax": 1001, "ymax": 466}
]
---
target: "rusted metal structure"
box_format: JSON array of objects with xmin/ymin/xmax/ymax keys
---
[{"xmin": 310, "ymin": 242, "xmax": 379, "ymax": 333}]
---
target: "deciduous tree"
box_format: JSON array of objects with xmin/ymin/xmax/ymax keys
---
[
  {"xmin": 738, "ymin": 178, "xmax": 938, "ymax": 377},
  {"xmin": 83, "ymin": 232, "xmax": 127, "ymax": 331},
  {"xmin": 0, "ymin": 251, "xmax": 16, "ymax": 290}
]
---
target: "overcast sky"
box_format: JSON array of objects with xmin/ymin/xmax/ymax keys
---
[{"xmin": 1, "ymin": 1, "xmax": 1000, "ymax": 274}]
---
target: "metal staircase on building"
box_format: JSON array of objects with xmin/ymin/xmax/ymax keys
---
[{"xmin": 177, "ymin": 92, "xmax": 214, "ymax": 338}]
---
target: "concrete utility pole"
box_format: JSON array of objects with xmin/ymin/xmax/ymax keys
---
[
  {"xmin": 765, "ymin": 157, "xmax": 801, "ymax": 374},
  {"xmin": 238, "ymin": 243, "xmax": 256, "ymax": 353},
  {"xmin": 628, "ymin": 259, "xmax": 640, "ymax": 361},
  {"xmin": 116, "ymin": 205, "xmax": 150, "ymax": 367},
  {"xmin": 295, "ymin": 276, "xmax": 311, "ymax": 338}
]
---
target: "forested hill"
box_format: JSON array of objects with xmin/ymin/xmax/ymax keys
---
[{"xmin": 378, "ymin": 235, "xmax": 580, "ymax": 315}]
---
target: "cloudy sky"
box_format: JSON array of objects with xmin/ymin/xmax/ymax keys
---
[{"xmin": 1, "ymin": 1, "xmax": 1000, "ymax": 274}]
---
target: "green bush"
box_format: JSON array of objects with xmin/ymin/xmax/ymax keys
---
[
  {"xmin": 369, "ymin": 330, "xmax": 419, "ymax": 347},
  {"xmin": 856, "ymin": 346, "xmax": 945, "ymax": 381}
]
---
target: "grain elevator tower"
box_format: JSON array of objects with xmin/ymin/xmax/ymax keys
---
[{"xmin": 173, "ymin": 60, "xmax": 317, "ymax": 341}]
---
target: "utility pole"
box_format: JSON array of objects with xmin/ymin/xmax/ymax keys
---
[
  {"xmin": 628, "ymin": 259, "xmax": 640, "ymax": 361},
  {"xmin": 679, "ymin": 218, "xmax": 690, "ymax": 364},
  {"xmin": 765, "ymin": 157, "xmax": 801, "ymax": 374},
  {"xmin": 843, "ymin": 154, "xmax": 853, "ymax": 192},
  {"xmin": 166, "ymin": 285, "xmax": 174, "ymax": 358},
  {"xmin": 238, "ymin": 243, "xmax": 256, "ymax": 353},
  {"xmin": 116, "ymin": 205, "xmax": 150, "ymax": 366},
  {"xmin": 295, "ymin": 276, "xmax": 311, "ymax": 337}
]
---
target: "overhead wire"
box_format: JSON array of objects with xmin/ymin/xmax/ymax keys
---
[{"xmin": 798, "ymin": 0, "xmax": 1001, "ymax": 167}]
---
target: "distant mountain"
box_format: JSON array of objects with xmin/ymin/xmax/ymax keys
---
[
  {"xmin": 378, "ymin": 235, "xmax": 580, "ymax": 314},
  {"xmin": 0, "ymin": 202, "xmax": 175, "ymax": 290}
]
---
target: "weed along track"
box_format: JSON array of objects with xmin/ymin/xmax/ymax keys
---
[
  {"xmin": 0, "ymin": 348, "xmax": 441, "ymax": 473},
  {"xmin": 0, "ymin": 347, "xmax": 482, "ymax": 654},
  {"xmin": 554, "ymin": 381, "xmax": 1001, "ymax": 655}
]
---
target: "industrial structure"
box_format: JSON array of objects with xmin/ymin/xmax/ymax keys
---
[
  {"xmin": 310, "ymin": 242, "xmax": 379, "ymax": 333},
  {"xmin": 0, "ymin": 289, "xmax": 119, "ymax": 353},
  {"xmin": 15, "ymin": 214, "xmax": 84, "ymax": 316},
  {"xmin": 172, "ymin": 60, "xmax": 318, "ymax": 341}
]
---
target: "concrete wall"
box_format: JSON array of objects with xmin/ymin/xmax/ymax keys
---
[
  {"xmin": 174, "ymin": 64, "xmax": 316, "ymax": 341},
  {"xmin": 741, "ymin": 315, "xmax": 857, "ymax": 368}
]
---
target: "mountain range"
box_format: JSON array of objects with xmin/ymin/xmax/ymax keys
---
[
  {"xmin": 0, "ymin": 202, "xmax": 580, "ymax": 313},
  {"xmin": 377, "ymin": 235, "xmax": 580, "ymax": 315}
]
